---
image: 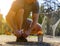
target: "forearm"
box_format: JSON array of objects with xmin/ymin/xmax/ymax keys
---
[{"xmin": 30, "ymin": 13, "xmax": 39, "ymax": 30}]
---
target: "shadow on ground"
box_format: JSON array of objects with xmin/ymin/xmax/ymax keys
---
[{"xmin": 6, "ymin": 42, "xmax": 53, "ymax": 46}]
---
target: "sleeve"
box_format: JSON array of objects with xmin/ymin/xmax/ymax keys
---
[{"xmin": 32, "ymin": 1, "xmax": 39, "ymax": 13}]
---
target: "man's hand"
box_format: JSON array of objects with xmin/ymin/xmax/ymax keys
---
[
  {"xmin": 13, "ymin": 30, "xmax": 23, "ymax": 38},
  {"xmin": 22, "ymin": 29, "xmax": 31, "ymax": 38}
]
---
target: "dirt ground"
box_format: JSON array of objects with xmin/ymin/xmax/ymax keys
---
[{"xmin": 0, "ymin": 35, "xmax": 60, "ymax": 46}]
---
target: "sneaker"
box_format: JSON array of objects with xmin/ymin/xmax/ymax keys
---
[{"xmin": 16, "ymin": 36, "xmax": 28, "ymax": 42}]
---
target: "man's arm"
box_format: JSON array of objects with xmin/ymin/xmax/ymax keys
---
[
  {"xmin": 31, "ymin": 13, "xmax": 39, "ymax": 30},
  {"xmin": 30, "ymin": 1, "xmax": 39, "ymax": 30}
]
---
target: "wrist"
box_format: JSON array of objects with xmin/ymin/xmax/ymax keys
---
[{"xmin": 31, "ymin": 23, "xmax": 37, "ymax": 30}]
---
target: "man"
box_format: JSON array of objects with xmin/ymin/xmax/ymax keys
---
[{"xmin": 6, "ymin": 0, "xmax": 43, "ymax": 42}]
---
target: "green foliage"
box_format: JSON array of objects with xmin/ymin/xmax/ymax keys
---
[
  {"xmin": 38, "ymin": 14, "xmax": 44, "ymax": 24},
  {"xmin": 39, "ymin": 5, "xmax": 44, "ymax": 13},
  {"xmin": 28, "ymin": 15, "xmax": 32, "ymax": 19}
]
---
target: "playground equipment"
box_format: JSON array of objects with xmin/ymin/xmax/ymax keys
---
[{"xmin": 42, "ymin": 10, "xmax": 60, "ymax": 37}]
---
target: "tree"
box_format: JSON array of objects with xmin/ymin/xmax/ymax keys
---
[
  {"xmin": 0, "ymin": 13, "xmax": 3, "ymax": 34},
  {"xmin": 38, "ymin": 5, "xmax": 44, "ymax": 24}
]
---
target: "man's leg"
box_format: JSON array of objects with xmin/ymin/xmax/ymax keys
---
[
  {"xmin": 6, "ymin": 10, "xmax": 17, "ymax": 31},
  {"xmin": 16, "ymin": 19, "xmax": 31, "ymax": 42},
  {"xmin": 14, "ymin": 9, "xmax": 24, "ymax": 30},
  {"xmin": 6, "ymin": 9, "xmax": 24, "ymax": 38}
]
